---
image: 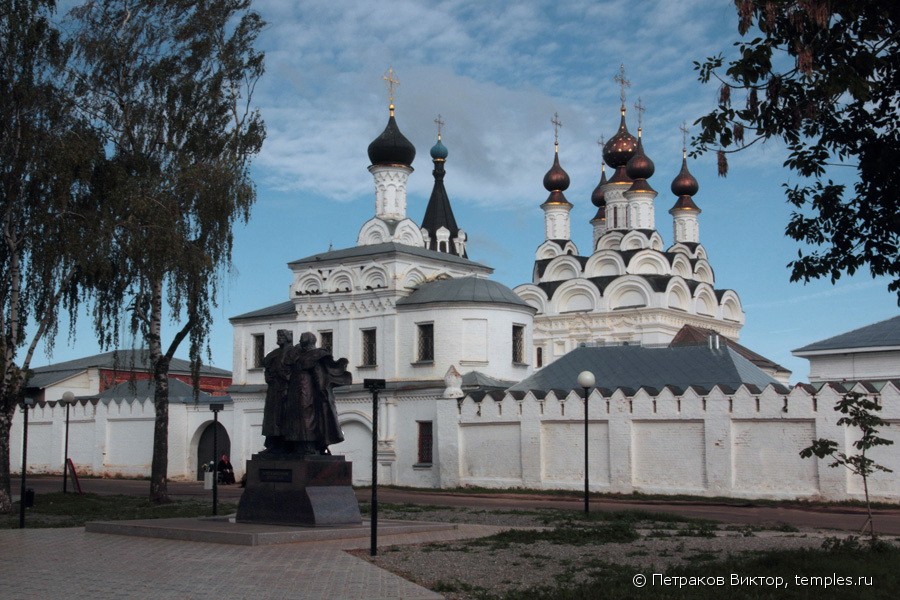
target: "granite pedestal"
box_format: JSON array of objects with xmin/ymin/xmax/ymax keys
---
[{"xmin": 236, "ymin": 454, "xmax": 362, "ymax": 526}]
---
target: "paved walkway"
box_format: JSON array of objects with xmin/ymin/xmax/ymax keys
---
[
  {"xmin": 0, "ymin": 520, "xmax": 508, "ymax": 600},
  {"xmin": 7, "ymin": 476, "xmax": 900, "ymax": 599}
]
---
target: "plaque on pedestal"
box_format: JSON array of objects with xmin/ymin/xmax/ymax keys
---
[{"xmin": 236, "ymin": 454, "xmax": 361, "ymax": 526}]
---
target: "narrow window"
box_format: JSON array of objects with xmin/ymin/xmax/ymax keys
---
[
  {"xmin": 417, "ymin": 323, "xmax": 434, "ymax": 362},
  {"xmin": 319, "ymin": 330, "xmax": 333, "ymax": 354},
  {"xmin": 252, "ymin": 334, "xmax": 265, "ymax": 368},
  {"xmin": 417, "ymin": 421, "xmax": 433, "ymax": 464},
  {"xmin": 361, "ymin": 328, "xmax": 377, "ymax": 366},
  {"xmin": 512, "ymin": 324, "xmax": 525, "ymax": 364},
  {"xmin": 536, "ymin": 347, "xmax": 543, "ymax": 368}
]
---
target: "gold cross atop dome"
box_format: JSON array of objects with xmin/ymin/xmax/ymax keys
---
[
  {"xmin": 634, "ymin": 97, "xmax": 645, "ymax": 135},
  {"xmin": 551, "ymin": 112, "xmax": 562, "ymax": 149},
  {"xmin": 680, "ymin": 120, "xmax": 690, "ymax": 156},
  {"xmin": 383, "ymin": 67, "xmax": 399, "ymax": 114},
  {"xmin": 434, "ymin": 114, "xmax": 445, "ymax": 139},
  {"xmin": 614, "ymin": 63, "xmax": 631, "ymax": 112}
]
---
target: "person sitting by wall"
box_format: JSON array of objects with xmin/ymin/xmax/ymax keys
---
[{"xmin": 217, "ymin": 454, "xmax": 236, "ymax": 485}]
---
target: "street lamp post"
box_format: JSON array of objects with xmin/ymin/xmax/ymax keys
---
[
  {"xmin": 210, "ymin": 403, "xmax": 225, "ymax": 516},
  {"xmin": 62, "ymin": 391, "xmax": 75, "ymax": 493},
  {"xmin": 577, "ymin": 371, "xmax": 595, "ymax": 514},
  {"xmin": 364, "ymin": 378, "xmax": 386, "ymax": 557},
  {"xmin": 19, "ymin": 397, "xmax": 35, "ymax": 528}
]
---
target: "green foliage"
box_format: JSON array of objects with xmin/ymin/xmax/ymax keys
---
[
  {"xmin": 0, "ymin": 0, "xmax": 104, "ymax": 511},
  {"xmin": 465, "ymin": 521, "xmax": 639, "ymax": 550},
  {"xmin": 1, "ymin": 492, "xmax": 237, "ymax": 528},
  {"xmin": 800, "ymin": 393, "xmax": 893, "ymax": 478},
  {"xmin": 68, "ymin": 0, "xmax": 265, "ymax": 501},
  {"xmin": 693, "ymin": 1, "xmax": 900, "ymax": 300},
  {"xmin": 800, "ymin": 392, "xmax": 893, "ymax": 542},
  {"xmin": 482, "ymin": 546, "xmax": 900, "ymax": 600}
]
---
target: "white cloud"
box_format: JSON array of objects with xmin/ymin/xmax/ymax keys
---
[{"xmin": 250, "ymin": 0, "xmax": 749, "ymax": 211}]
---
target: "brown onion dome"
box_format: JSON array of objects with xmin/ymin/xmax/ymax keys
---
[
  {"xmin": 367, "ymin": 106, "xmax": 416, "ymax": 167},
  {"xmin": 603, "ymin": 110, "xmax": 638, "ymax": 168},
  {"xmin": 543, "ymin": 151, "xmax": 570, "ymax": 192},
  {"xmin": 591, "ymin": 165, "xmax": 608, "ymax": 207},
  {"xmin": 671, "ymin": 154, "xmax": 699, "ymax": 197},
  {"xmin": 626, "ymin": 135, "xmax": 655, "ymax": 180},
  {"xmin": 591, "ymin": 206, "xmax": 606, "ymax": 223},
  {"xmin": 542, "ymin": 150, "xmax": 572, "ymax": 205}
]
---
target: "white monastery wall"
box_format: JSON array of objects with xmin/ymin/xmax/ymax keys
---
[
  {"xmin": 13, "ymin": 379, "xmax": 899, "ymax": 503},
  {"xmin": 10, "ymin": 399, "xmax": 238, "ymax": 480},
  {"xmin": 450, "ymin": 382, "xmax": 900, "ymax": 502}
]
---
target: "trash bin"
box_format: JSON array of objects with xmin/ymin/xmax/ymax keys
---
[
  {"xmin": 203, "ymin": 472, "xmax": 214, "ymax": 490},
  {"xmin": 24, "ymin": 488, "xmax": 35, "ymax": 508}
]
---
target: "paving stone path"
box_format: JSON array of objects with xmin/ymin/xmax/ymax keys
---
[{"xmin": 0, "ymin": 524, "xmax": 505, "ymax": 600}]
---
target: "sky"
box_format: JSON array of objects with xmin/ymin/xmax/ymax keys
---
[{"xmin": 34, "ymin": 0, "xmax": 898, "ymax": 383}]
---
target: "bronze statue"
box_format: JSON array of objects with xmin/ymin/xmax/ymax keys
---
[
  {"xmin": 261, "ymin": 331, "xmax": 351, "ymax": 455},
  {"xmin": 261, "ymin": 329, "xmax": 293, "ymax": 452}
]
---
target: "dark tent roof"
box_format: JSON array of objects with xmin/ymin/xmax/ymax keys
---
[
  {"xmin": 421, "ymin": 158, "xmax": 465, "ymax": 257},
  {"xmin": 508, "ymin": 345, "xmax": 784, "ymax": 395},
  {"xmin": 793, "ymin": 315, "xmax": 900, "ymax": 354}
]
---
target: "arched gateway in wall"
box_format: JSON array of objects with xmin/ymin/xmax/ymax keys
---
[{"xmin": 195, "ymin": 421, "xmax": 231, "ymax": 480}]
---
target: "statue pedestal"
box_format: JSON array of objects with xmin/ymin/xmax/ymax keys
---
[{"xmin": 236, "ymin": 454, "xmax": 362, "ymax": 526}]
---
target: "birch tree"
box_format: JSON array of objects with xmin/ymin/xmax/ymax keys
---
[{"xmin": 71, "ymin": 0, "xmax": 265, "ymax": 502}]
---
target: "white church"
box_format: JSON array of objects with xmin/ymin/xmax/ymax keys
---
[{"xmin": 11, "ymin": 89, "xmax": 900, "ymax": 502}]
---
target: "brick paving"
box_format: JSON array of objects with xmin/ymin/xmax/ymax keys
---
[{"xmin": 0, "ymin": 524, "xmax": 504, "ymax": 600}]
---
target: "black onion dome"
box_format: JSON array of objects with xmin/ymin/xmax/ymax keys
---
[
  {"xmin": 543, "ymin": 152, "xmax": 571, "ymax": 193},
  {"xmin": 591, "ymin": 167, "xmax": 608, "ymax": 207},
  {"xmin": 367, "ymin": 112, "xmax": 416, "ymax": 167},
  {"xmin": 671, "ymin": 155, "xmax": 699, "ymax": 197},
  {"xmin": 603, "ymin": 112, "xmax": 637, "ymax": 168},
  {"xmin": 626, "ymin": 137, "xmax": 655, "ymax": 180}
]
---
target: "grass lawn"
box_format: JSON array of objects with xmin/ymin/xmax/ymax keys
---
[
  {"xmin": 361, "ymin": 503, "xmax": 899, "ymax": 600},
  {"xmin": 1, "ymin": 492, "xmax": 237, "ymax": 528},
  {"xmin": 491, "ymin": 545, "xmax": 900, "ymax": 599}
]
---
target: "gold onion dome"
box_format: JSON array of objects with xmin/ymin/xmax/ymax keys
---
[
  {"xmin": 670, "ymin": 154, "xmax": 701, "ymax": 211},
  {"xmin": 542, "ymin": 150, "xmax": 571, "ymax": 205},
  {"xmin": 367, "ymin": 105, "xmax": 416, "ymax": 167}
]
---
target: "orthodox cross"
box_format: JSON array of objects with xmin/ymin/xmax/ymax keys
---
[
  {"xmin": 551, "ymin": 112, "xmax": 562, "ymax": 147},
  {"xmin": 597, "ymin": 135, "xmax": 606, "ymax": 168},
  {"xmin": 383, "ymin": 67, "xmax": 399, "ymax": 106},
  {"xmin": 434, "ymin": 114, "xmax": 445, "ymax": 139},
  {"xmin": 614, "ymin": 63, "xmax": 631, "ymax": 108},
  {"xmin": 633, "ymin": 97, "xmax": 646, "ymax": 131},
  {"xmin": 680, "ymin": 121, "xmax": 690, "ymax": 154}
]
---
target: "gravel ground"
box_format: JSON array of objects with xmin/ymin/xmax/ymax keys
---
[{"xmin": 352, "ymin": 505, "xmax": 900, "ymax": 600}]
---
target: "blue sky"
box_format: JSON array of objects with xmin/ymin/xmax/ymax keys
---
[{"xmin": 35, "ymin": 0, "xmax": 897, "ymax": 382}]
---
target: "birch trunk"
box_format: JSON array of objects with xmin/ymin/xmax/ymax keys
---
[{"xmin": 148, "ymin": 277, "xmax": 170, "ymax": 503}]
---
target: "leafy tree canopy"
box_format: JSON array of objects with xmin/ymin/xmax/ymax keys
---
[
  {"xmin": 694, "ymin": 0, "xmax": 900, "ymax": 301},
  {"xmin": 0, "ymin": 0, "xmax": 103, "ymax": 511},
  {"xmin": 69, "ymin": 0, "xmax": 265, "ymax": 501}
]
